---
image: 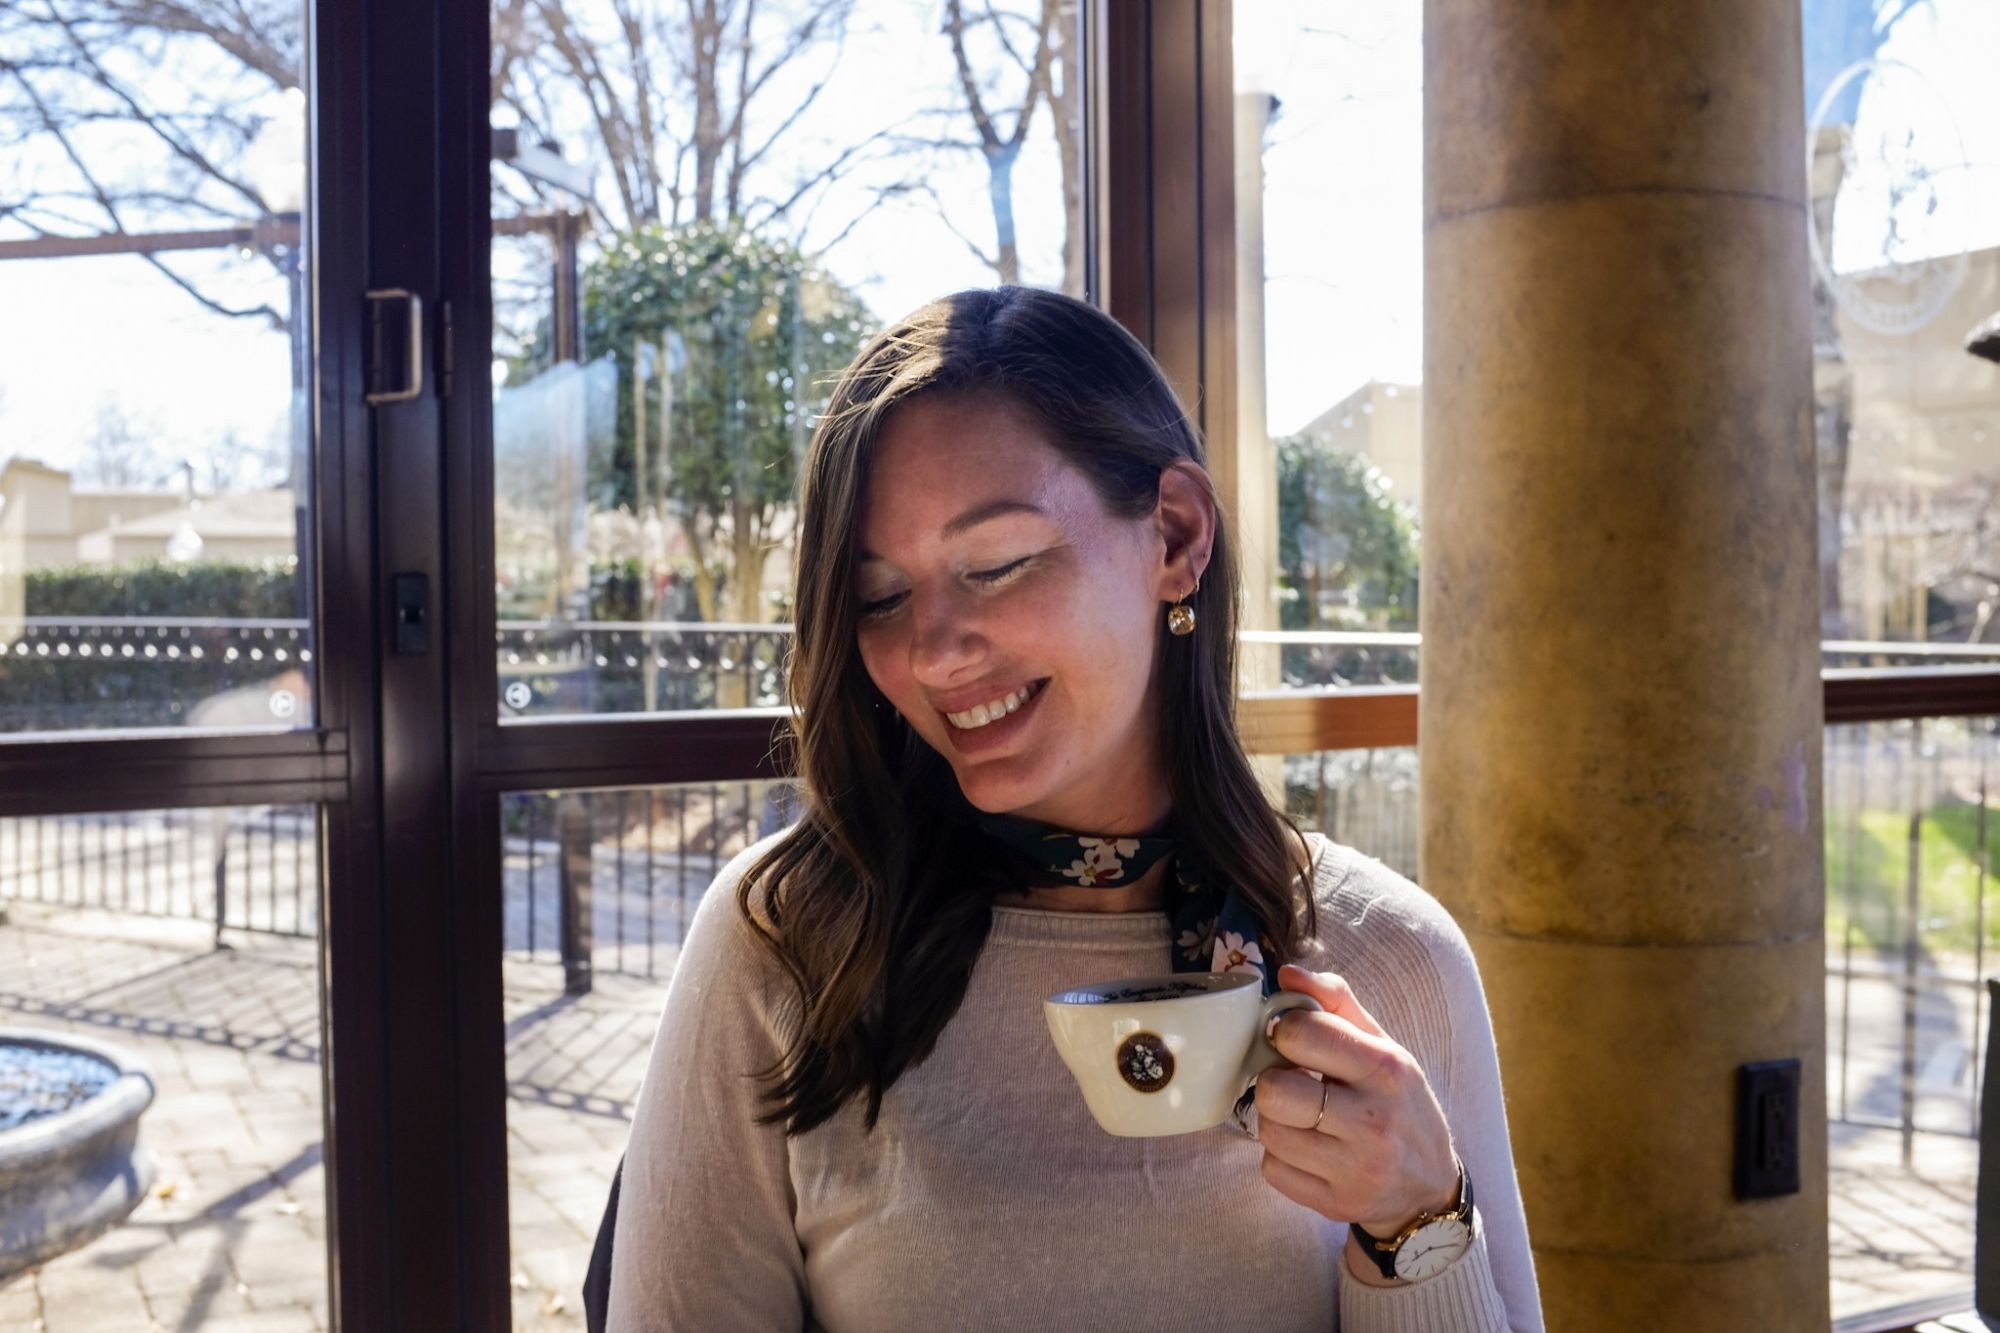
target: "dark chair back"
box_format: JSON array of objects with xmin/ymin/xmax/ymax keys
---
[{"xmin": 583, "ymin": 1154, "xmax": 624, "ymax": 1333}]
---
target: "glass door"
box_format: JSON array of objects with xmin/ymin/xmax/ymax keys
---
[
  {"xmin": 447, "ymin": 1, "xmax": 1096, "ymax": 1323},
  {"xmin": 1, "ymin": 0, "xmax": 488, "ymax": 1326},
  {"xmin": 0, "ymin": 2, "xmax": 336, "ymax": 1327}
]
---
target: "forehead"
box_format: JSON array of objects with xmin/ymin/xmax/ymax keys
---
[{"xmin": 858, "ymin": 394, "xmax": 1086, "ymax": 532}]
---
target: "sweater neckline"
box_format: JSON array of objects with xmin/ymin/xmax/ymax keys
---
[{"xmin": 987, "ymin": 901, "xmax": 1171, "ymax": 948}]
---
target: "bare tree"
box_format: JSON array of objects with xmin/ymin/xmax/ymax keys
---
[
  {"xmin": 200, "ymin": 424, "xmax": 286, "ymax": 493},
  {"xmin": 0, "ymin": 0, "xmax": 302, "ymax": 328},
  {"xmin": 6, "ymin": 1, "xmax": 900, "ymax": 306},
  {"xmin": 490, "ymin": 0, "xmax": 921, "ymax": 242},
  {"xmin": 81, "ymin": 398, "xmax": 165, "ymax": 487},
  {"xmin": 919, "ymin": 0, "xmax": 1082, "ymax": 294}
]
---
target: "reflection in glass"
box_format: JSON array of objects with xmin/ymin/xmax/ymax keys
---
[
  {"xmin": 1804, "ymin": 0, "xmax": 2000, "ymax": 645},
  {"xmin": 0, "ymin": 4, "xmax": 315, "ymax": 734},
  {"xmin": 488, "ymin": 1, "xmax": 1086, "ymax": 720}
]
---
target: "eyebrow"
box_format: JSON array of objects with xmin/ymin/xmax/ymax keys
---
[{"xmin": 857, "ymin": 499, "xmax": 1048, "ymax": 561}]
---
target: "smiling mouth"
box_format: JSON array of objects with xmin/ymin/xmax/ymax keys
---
[{"xmin": 943, "ymin": 678, "xmax": 1049, "ymax": 731}]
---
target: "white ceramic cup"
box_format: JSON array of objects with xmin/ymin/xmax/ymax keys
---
[{"xmin": 1043, "ymin": 971, "xmax": 1323, "ymax": 1137}]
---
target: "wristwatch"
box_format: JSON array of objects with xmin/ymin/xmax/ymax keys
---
[{"xmin": 1349, "ymin": 1159, "xmax": 1475, "ymax": 1282}]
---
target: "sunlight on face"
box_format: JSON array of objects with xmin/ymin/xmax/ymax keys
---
[{"xmin": 852, "ymin": 393, "xmax": 1173, "ymax": 832}]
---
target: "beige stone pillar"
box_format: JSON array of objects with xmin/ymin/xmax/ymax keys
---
[{"xmin": 1421, "ymin": 4, "xmax": 1828, "ymax": 1329}]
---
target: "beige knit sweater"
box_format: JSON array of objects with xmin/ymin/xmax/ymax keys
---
[{"xmin": 608, "ymin": 829, "xmax": 1543, "ymax": 1331}]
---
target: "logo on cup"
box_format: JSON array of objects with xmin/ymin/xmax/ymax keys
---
[{"xmin": 1116, "ymin": 1032, "xmax": 1174, "ymax": 1092}]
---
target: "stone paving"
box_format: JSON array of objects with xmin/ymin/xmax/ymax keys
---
[{"xmin": 0, "ymin": 898, "xmax": 1987, "ymax": 1331}]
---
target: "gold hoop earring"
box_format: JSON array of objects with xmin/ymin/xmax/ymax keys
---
[{"xmin": 1167, "ymin": 575, "xmax": 1199, "ymax": 637}]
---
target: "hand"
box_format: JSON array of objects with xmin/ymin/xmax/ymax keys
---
[{"xmin": 1253, "ymin": 964, "xmax": 1460, "ymax": 1241}]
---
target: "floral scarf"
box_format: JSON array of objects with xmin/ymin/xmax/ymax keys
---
[{"xmin": 971, "ymin": 811, "xmax": 1276, "ymax": 998}]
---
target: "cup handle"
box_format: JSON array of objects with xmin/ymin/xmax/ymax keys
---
[{"xmin": 1240, "ymin": 989, "xmax": 1324, "ymax": 1085}]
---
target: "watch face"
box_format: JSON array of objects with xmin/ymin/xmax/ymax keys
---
[{"xmin": 1392, "ymin": 1219, "xmax": 1471, "ymax": 1281}]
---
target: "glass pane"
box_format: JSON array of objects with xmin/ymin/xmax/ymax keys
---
[
  {"xmin": 0, "ymin": 804, "xmax": 328, "ymax": 1326},
  {"xmin": 1803, "ymin": 0, "xmax": 2000, "ymax": 1293},
  {"xmin": 497, "ymin": 780, "xmax": 800, "ymax": 1328},
  {"xmin": 1280, "ymin": 747, "xmax": 1419, "ymax": 879},
  {"xmin": 1823, "ymin": 715, "xmax": 1991, "ymax": 1319},
  {"xmin": 488, "ymin": 0, "xmax": 1087, "ymax": 720},
  {"xmin": 0, "ymin": 5, "xmax": 316, "ymax": 735},
  {"xmin": 1803, "ymin": 0, "xmax": 2000, "ymax": 647},
  {"xmin": 1232, "ymin": 0, "xmax": 1422, "ymax": 707}
]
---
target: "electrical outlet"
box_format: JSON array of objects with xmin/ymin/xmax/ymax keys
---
[{"xmin": 1734, "ymin": 1059, "xmax": 1801, "ymax": 1200}]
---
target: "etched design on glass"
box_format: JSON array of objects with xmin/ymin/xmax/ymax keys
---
[{"xmin": 1807, "ymin": 59, "xmax": 1974, "ymax": 336}]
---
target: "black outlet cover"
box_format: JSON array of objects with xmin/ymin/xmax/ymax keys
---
[{"xmin": 1734, "ymin": 1058, "xmax": 1802, "ymax": 1200}]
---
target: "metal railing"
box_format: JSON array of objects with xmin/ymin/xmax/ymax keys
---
[
  {"xmin": 0, "ymin": 615, "xmax": 800, "ymax": 729},
  {"xmin": 495, "ymin": 619, "xmax": 792, "ymax": 714},
  {"xmin": 0, "ymin": 616, "xmax": 313, "ymax": 731},
  {"xmin": 0, "ymin": 806, "xmax": 316, "ymax": 942},
  {"xmin": 0, "ymin": 617, "xmax": 1430, "ymax": 727},
  {"xmin": 6, "ymin": 622, "xmax": 2000, "ymax": 1173}
]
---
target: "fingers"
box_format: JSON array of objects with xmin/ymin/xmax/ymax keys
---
[
  {"xmin": 1268, "ymin": 1005, "xmax": 1405, "ymax": 1089},
  {"xmin": 1252, "ymin": 1066, "xmax": 1327, "ymax": 1130},
  {"xmin": 1277, "ymin": 964, "xmax": 1387, "ymax": 1038},
  {"xmin": 1258, "ymin": 1144, "xmax": 1332, "ymax": 1217},
  {"xmin": 1256, "ymin": 1068, "xmax": 1394, "ymax": 1142}
]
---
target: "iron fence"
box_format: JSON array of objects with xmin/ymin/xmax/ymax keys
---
[{"xmin": 5, "ymin": 619, "xmax": 2000, "ymax": 1168}]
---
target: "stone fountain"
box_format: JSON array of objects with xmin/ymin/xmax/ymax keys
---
[{"xmin": 0, "ymin": 1029, "xmax": 156, "ymax": 1283}]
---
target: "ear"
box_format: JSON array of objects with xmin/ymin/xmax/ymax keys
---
[{"xmin": 1152, "ymin": 461, "xmax": 1217, "ymax": 602}]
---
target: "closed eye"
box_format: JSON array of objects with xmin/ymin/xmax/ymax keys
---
[
  {"xmin": 856, "ymin": 556, "xmax": 1034, "ymax": 622},
  {"xmin": 970, "ymin": 556, "xmax": 1032, "ymax": 584},
  {"xmin": 857, "ymin": 591, "xmax": 905, "ymax": 620}
]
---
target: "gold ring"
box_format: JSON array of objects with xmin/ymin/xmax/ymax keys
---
[{"xmin": 1312, "ymin": 1077, "xmax": 1330, "ymax": 1131}]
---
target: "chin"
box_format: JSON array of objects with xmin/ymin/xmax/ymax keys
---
[
  {"xmin": 954, "ymin": 777, "xmax": 1036, "ymax": 815},
  {"xmin": 948, "ymin": 763, "xmax": 1052, "ymax": 817}
]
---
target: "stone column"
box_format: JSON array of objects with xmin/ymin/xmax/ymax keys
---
[{"xmin": 1421, "ymin": 4, "xmax": 1827, "ymax": 1329}]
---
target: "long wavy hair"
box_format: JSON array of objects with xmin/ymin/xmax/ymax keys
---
[{"xmin": 738, "ymin": 285, "xmax": 1317, "ymax": 1135}]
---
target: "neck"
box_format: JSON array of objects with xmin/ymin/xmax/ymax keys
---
[{"xmin": 992, "ymin": 855, "xmax": 1171, "ymax": 914}]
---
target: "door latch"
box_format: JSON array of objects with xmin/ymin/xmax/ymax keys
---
[{"xmin": 392, "ymin": 572, "xmax": 431, "ymax": 655}]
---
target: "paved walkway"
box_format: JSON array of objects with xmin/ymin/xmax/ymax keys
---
[{"xmin": 0, "ymin": 901, "xmax": 1983, "ymax": 1330}]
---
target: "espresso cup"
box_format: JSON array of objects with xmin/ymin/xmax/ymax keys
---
[{"xmin": 1043, "ymin": 972, "xmax": 1323, "ymax": 1137}]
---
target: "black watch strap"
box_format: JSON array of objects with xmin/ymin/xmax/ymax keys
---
[{"xmin": 1351, "ymin": 1160, "xmax": 1474, "ymax": 1281}]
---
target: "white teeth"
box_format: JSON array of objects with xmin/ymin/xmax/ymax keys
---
[{"xmin": 946, "ymin": 682, "xmax": 1039, "ymax": 730}]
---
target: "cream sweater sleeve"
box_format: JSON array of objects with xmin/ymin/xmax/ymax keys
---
[
  {"xmin": 607, "ymin": 836, "xmax": 807, "ymax": 1332},
  {"xmin": 1322, "ymin": 848, "xmax": 1545, "ymax": 1332}
]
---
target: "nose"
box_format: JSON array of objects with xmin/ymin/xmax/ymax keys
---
[{"xmin": 907, "ymin": 585, "xmax": 985, "ymax": 686}]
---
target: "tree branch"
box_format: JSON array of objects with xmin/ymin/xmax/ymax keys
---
[
  {"xmin": 142, "ymin": 252, "xmax": 285, "ymax": 327},
  {"xmin": 742, "ymin": 122, "xmax": 897, "ymax": 230},
  {"xmin": 943, "ymin": 0, "xmax": 1000, "ymax": 151},
  {"xmin": 46, "ymin": 8, "xmax": 272, "ymax": 216}
]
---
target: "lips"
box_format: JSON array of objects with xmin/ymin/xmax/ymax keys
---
[
  {"xmin": 942, "ymin": 678, "xmax": 1047, "ymax": 730},
  {"xmin": 936, "ymin": 678, "xmax": 1048, "ymax": 756}
]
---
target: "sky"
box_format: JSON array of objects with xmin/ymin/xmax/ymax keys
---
[{"xmin": 1, "ymin": 0, "xmax": 1995, "ymax": 486}]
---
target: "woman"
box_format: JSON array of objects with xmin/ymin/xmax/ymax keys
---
[{"xmin": 605, "ymin": 286, "xmax": 1542, "ymax": 1330}]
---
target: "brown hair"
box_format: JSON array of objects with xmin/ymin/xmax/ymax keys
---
[{"xmin": 739, "ymin": 285, "xmax": 1316, "ymax": 1134}]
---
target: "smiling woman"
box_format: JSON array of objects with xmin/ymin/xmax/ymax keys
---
[
  {"xmin": 603, "ymin": 286, "xmax": 1541, "ymax": 1331},
  {"xmin": 851, "ymin": 391, "xmax": 1211, "ymax": 838}
]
